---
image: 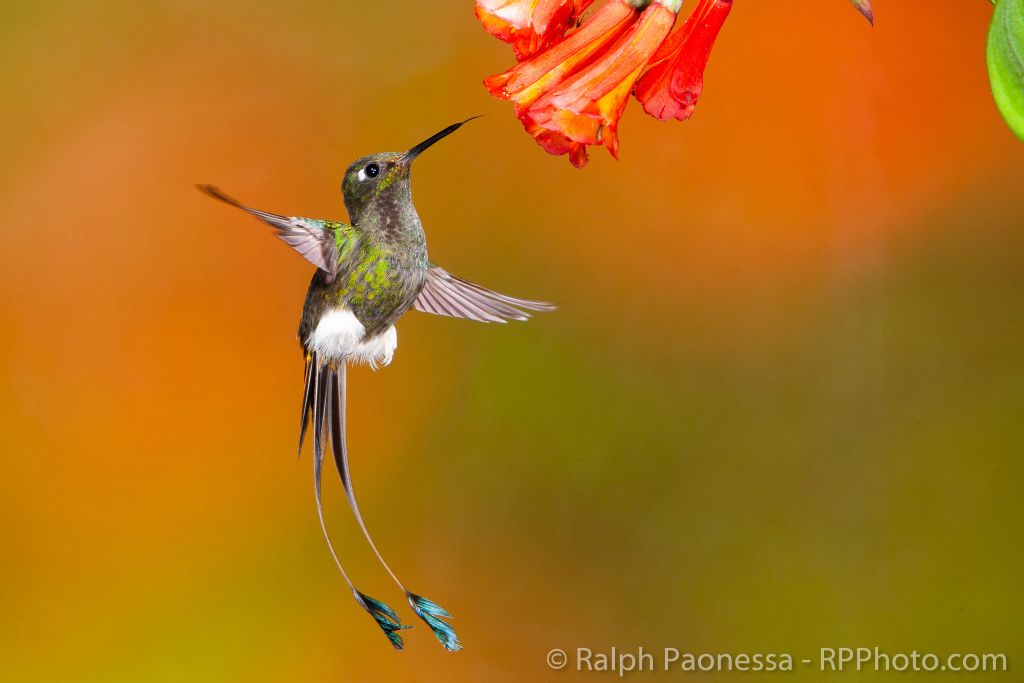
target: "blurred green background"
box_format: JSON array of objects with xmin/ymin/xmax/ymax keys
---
[{"xmin": 1, "ymin": 1, "xmax": 1021, "ymax": 681}]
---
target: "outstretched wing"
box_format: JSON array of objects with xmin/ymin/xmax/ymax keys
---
[
  {"xmin": 414, "ymin": 265, "xmax": 556, "ymax": 323},
  {"xmin": 198, "ymin": 184, "xmax": 355, "ymax": 279}
]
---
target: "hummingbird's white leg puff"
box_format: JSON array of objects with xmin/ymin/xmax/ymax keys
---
[
  {"xmin": 309, "ymin": 308, "xmax": 365, "ymax": 360},
  {"xmin": 308, "ymin": 308, "xmax": 397, "ymax": 369},
  {"xmin": 354, "ymin": 325, "xmax": 397, "ymax": 369}
]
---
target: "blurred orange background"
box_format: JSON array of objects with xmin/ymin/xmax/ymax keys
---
[{"xmin": 1, "ymin": 1, "xmax": 1022, "ymax": 681}]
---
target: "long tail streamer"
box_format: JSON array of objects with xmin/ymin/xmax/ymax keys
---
[
  {"xmin": 302, "ymin": 353, "xmax": 409, "ymax": 649},
  {"xmin": 301, "ymin": 352, "xmax": 460, "ymax": 651}
]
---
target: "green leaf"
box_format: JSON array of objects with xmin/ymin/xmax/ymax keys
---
[{"xmin": 988, "ymin": 0, "xmax": 1024, "ymax": 141}]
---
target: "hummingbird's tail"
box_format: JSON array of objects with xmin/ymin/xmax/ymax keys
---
[
  {"xmin": 305, "ymin": 352, "xmax": 409, "ymax": 650},
  {"xmin": 322, "ymin": 358, "xmax": 462, "ymax": 652}
]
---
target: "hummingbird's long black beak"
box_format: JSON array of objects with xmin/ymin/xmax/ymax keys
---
[{"xmin": 399, "ymin": 116, "xmax": 482, "ymax": 165}]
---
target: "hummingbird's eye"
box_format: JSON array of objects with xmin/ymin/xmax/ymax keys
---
[{"xmin": 364, "ymin": 163, "xmax": 380, "ymax": 178}]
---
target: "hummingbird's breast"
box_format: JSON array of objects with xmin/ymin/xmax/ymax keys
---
[
  {"xmin": 298, "ymin": 237, "xmax": 427, "ymax": 366},
  {"xmin": 343, "ymin": 242, "xmax": 427, "ymax": 333}
]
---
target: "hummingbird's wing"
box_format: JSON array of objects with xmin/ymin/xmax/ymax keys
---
[
  {"xmin": 414, "ymin": 265, "xmax": 556, "ymax": 323},
  {"xmin": 198, "ymin": 185, "xmax": 355, "ymax": 279}
]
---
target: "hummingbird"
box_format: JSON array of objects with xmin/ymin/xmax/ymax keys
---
[{"xmin": 198, "ymin": 118, "xmax": 554, "ymax": 651}]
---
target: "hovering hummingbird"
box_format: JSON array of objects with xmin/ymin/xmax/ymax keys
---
[{"xmin": 198, "ymin": 118, "xmax": 553, "ymax": 651}]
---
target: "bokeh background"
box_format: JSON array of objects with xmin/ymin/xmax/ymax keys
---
[{"xmin": 2, "ymin": 1, "xmax": 1022, "ymax": 681}]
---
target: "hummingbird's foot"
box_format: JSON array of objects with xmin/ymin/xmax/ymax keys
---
[
  {"xmin": 407, "ymin": 592, "xmax": 461, "ymax": 652},
  {"xmin": 352, "ymin": 589, "xmax": 411, "ymax": 650}
]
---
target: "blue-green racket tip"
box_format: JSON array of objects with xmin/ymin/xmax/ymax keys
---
[
  {"xmin": 407, "ymin": 592, "xmax": 461, "ymax": 652},
  {"xmin": 353, "ymin": 590, "xmax": 411, "ymax": 650}
]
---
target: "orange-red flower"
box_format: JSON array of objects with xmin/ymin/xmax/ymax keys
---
[
  {"xmin": 480, "ymin": 0, "xmax": 731, "ymax": 168},
  {"xmin": 634, "ymin": 0, "xmax": 732, "ymax": 121},
  {"xmin": 475, "ymin": 0, "xmax": 596, "ymax": 61},
  {"xmin": 522, "ymin": 0, "xmax": 678, "ymax": 166},
  {"xmin": 484, "ymin": 0, "xmax": 640, "ymax": 111},
  {"xmin": 484, "ymin": 0, "xmax": 653, "ymax": 168}
]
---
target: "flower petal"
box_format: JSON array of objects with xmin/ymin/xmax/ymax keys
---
[
  {"xmin": 484, "ymin": 0, "xmax": 638, "ymax": 107},
  {"xmin": 476, "ymin": 0, "xmax": 578, "ymax": 60},
  {"xmin": 634, "ymin": 0, "xmax": 732, "ymax": 121},
  {"xmin": 523, "ymin": 1, "xmax": 677, "ymax": 159}
]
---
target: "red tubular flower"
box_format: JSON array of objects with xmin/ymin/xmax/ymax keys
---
[
  {"xmin": 634, "ymin": 0, "xmax": 732, "ymax": 121},
  {"xmin": 475, "ymin": 0, "xmax": 596, "ymax": 61},
  {"xmin": 484, "ymin": 0, "xmax": 640, "ymax": 112},
  {"xmin": 484, "ymin": 0, "xmax": 643, "ymax": 167},
  {"xmin": 521, "ymin": 0, "xmax": 680, "ymax": 166},
  {"xmin": 522, "ymin": 119, "xmax": 592, "ymax": 167}
]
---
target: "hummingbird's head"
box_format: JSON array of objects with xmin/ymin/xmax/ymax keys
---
[
  {"xmin": 341, "ymin": 151, "xmax": 406, "ymax": 222},
  {"xmin": 340, "ymin": 117, "xmax": 480, "ymax": 223}
]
